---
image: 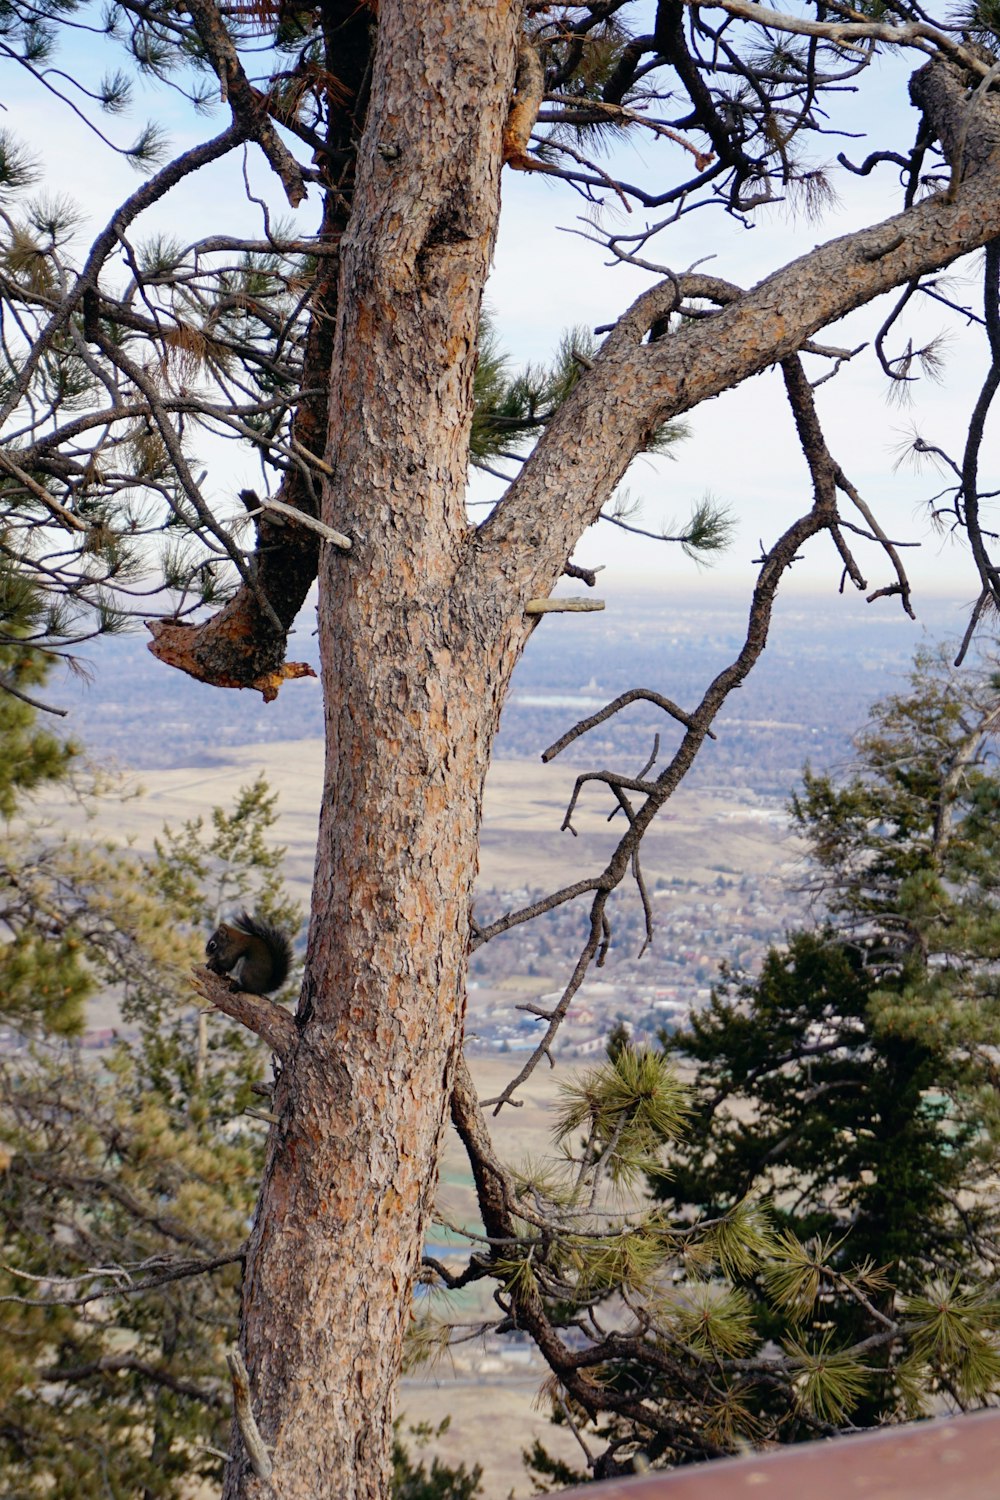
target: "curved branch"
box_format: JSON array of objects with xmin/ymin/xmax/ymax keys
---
[
  {"xmin": 542, "ymin": 687, "xmax": 715, "ymax": 761},
  {"xmin": 960, "ymin": 239, "xmax": 1000, "ymax": 608},
  {"xmin": 184, "ymin": 0, "xmax": 307, "ymax": 207}
]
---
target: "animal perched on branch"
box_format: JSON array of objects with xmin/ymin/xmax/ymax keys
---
[{"xmin": 205, "ymin": 911, "xmax": 292, "ymax": 995}]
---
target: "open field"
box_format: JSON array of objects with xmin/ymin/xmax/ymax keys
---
[
  {"xmin": 46, "ymin": 739, "xmax": 796, "ymax": 909},
  {"xmin": 395, "ymin": 1371, "xmax": 585, "ymax": 1498}
]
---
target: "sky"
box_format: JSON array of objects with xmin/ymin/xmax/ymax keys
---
[{"xmin": 4, "ymin": 10, "xmax": 996, "ymax": 634}]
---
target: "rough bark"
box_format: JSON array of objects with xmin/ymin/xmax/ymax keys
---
[{"xmin": 223, "ymin": 5, "xmax": 525, "ymax": 1498}]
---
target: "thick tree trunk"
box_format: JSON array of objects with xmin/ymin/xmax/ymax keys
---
[
  {"xmin": 220, "ymin": 21, "xmax": 1000, "ymax": 1496},
  {"xmin": 223, "ymin": 6, "xmax": 528, "ymax": 1498}
]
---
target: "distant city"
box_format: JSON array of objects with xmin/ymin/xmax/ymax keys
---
[
  {"xmin": 55, "ymin": 582, "xmax": 971, "ymax": 783},
  {"xmin": 52, "ymin": 582, "xmax": 982, "ymax": 1056}
]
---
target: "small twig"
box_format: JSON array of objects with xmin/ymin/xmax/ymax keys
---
[
  {"xmin": 828, "ymin": 522, "xmax": 867, "ymax": 591},
  {"xmin": 254, "ymin": 497, "xmax": 352, "ymax": 551},
  {"xmin": 0, "ymin": 1251, "xmax": 243, "ymax": 1309},
  {"xmin": 562, "ymin": 770, "xmax": 657, "ymax": 836},
  {"xmin": 227, "ymin": 1348, "xmax": 274, "ymax": 1481},
  {"xmin": 835, "ymin": 467, "xmax": 915, "ymax": 618},
  {"xmin": 525, "ymin": 596, "xmax": 605, "ymax": 614},
  {"xmin": 782, "ymin": 353, "xmax": 914, "ymax": 616},
  {"xmin": 470, "ymin": 877, "xmax": 601, "ymax": 949},
  {"xmin": 958, "ymin": 239, "xmax": 1000, "ymax": 609},
  {"xmin": 288, "ymin": 435, "xmax": 335, "ymax": 476},
  {"xmin": 44, "ymin": 1352, "xmax": 226, "ymax": 1410}
]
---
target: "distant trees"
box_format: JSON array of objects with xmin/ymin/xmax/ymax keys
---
[
  {"xmin": 8, "ymin": 3, "xmax": 1000, "ymax": 1493},
  {"xmin": 657, "ymin": 645, "xmax": 1000, "ymax": 1419},
  {"xmin": 391, "ymin": 1421, "xmax": 483, "ymax": 1500}
]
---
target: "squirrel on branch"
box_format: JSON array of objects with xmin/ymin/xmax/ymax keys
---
[{"xmin": 205, "ymin": 910, "xmax": 293, "ymax": 995}]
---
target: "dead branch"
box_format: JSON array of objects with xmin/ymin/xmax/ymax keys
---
[
  {"xmin": 525, "ymin": 596, "xmax": 605, "ymax": 614},
  {"xmin": 485, "ymin": 487, "xmax": 857, "ymax": 1111},
  {"xmin": 227, "ymin": 1348, "xmax": 274, "ymax": 1481},
  {"xmin": 542, "ymin": 689, "xmax": 715, "ymax": 762}
]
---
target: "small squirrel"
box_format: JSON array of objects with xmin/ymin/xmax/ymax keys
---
[{"xmin": 205, "ymin": 911, "xmax": 293, "ymax": 995}]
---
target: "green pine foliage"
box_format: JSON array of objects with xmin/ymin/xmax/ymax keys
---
[
  {"xmin": 469, "ymin": 650, "xmax": 1000, "ymax": 1472},
  {"xmin": 426, "ymin": 1040, "xmax": 949, "ymax": 1474},
  {"xmin": 0, "ymin": 642, "xmax": 304, "ymax": 1495},
  {"xmin": 470, "ymin": 315, "xmax": 602, "ymax": 466},
  {"xmin": 660, "ymin": 931, "xmax": 979, "ymax": 1280},
  {"xmin": 522, "ymin": 1437, "xmax": 586, "ymax": 1493},
  {"xmin": 655, "ymin": 643, "xmax": 1000, "ymax": 1421},
  {"xmin": 470, "ymin": 313, "xmax": 692, "ymax": 468},
  {"xmin": 0, "ymin": 567, "xmax": 89, "ymax": 1034},
  {"xmin": 469, "ymin": 313, "xmax": 729, "ymax": 563}
]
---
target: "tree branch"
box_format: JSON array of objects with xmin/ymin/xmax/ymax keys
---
[
  {"xmin": 184, "ymin": 0, "xmax": 307, "ymax": 207},
  {"xmin": 43, "ymin": 1353, "xmax": 226, "ymax": 1410},
  {"xmin": 474, "ymin": 56, "xmax": 1000, "ymax": 599},
  {"xmin": 192, "ymin": 967, "xmax": 297, "ymax": 1060}
]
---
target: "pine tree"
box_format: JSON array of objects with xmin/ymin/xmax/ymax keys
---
[
  {"xmin": 7, "ymin": 4, "xmax": 1000, "ymax": 1490},
  {"xmin": 0, "ymin": 562, "xmax": 92, "ymax": 1035},
  {"xmin": 391, "ymin": 1420, "xmax": 483, "ymax": 1500},
  {"xmin": 655, "ymin": 645, "xmax": 1000, "ymax": 1418},
  {"xmin": 430, "ymin": 1035, "xmax": 1000, "ymax": 1475}
]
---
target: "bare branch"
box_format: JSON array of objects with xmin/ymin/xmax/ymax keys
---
[
  {"xmin": 227, "ymin": 1349, "xmax": 274, "ymax": 1482},
  {"xmin": 697, "ymin": 2, "xmax": 991, "ymax": 75},
  {"xmin": 542, "ymin": 688, "xmax": 715, "ymax": 762}
]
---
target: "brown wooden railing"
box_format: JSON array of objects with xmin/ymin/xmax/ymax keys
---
[{"xmin": 558, "ymin": 1410, "xmax": 1000, "ymax": 1500}]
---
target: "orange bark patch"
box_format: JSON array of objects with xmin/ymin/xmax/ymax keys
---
[
  {"xmin": 147, "ymin": 618, "xmax": 315, "ymax": 700},
  {"xmin": 503, "ymin": 39, "xmax": 544, "ymax": 166}
]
